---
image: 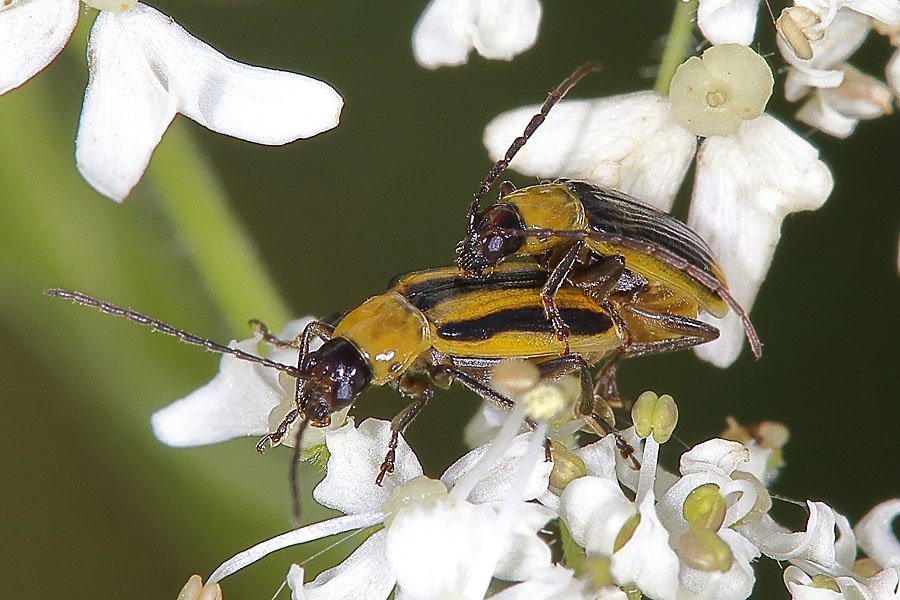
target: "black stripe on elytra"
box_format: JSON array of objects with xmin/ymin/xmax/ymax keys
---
[
  {"xmin": 561, "ymin": 180, "xmax": 719, "ymax": 280},
  {"xmin": 437, "ymin": 307, "xmax": 613, "ymax": 342},
  {"xmin": 398, "ymin": 267, "xmax": 549, "ymax": 313}
]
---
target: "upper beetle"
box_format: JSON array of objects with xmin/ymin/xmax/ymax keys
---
[{"xmin": 456, "ymin": 63, "xmax": 762, "ymax": 358}]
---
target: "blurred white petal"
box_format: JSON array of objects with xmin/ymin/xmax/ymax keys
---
[
  {"xmin": 412, "ymin": 0, "xmax": 541, "ymax": 69},
  {"xmin": 488, "ymin": 565, "xmax": 599, "ymax": 600},
  {"xmin": 76, "ymin": 3, "xmax": 343, "ymax": 201},
  {"xmin": 886, "ymin": 48, "xmax": 900, "ymax": 97},
  {"xmin": 296, "ymin": 531, "xmax": 396, "ymax": 600},
  {"xmin": 679, "ymin": 529, "xmax": 760, "ymax": 600},
  {"xmin": 795, "ymin": 65, "xmax": 893, "ymax": 137},
  {"xmin": 150, "ymin": 338, "xmax": 284, "ymax": 447},
  {"xmin": 483, "ymin": 92, "xmax": 697, "ymax": 211},
  {"xmin": 0, "ymin": 0, "xmax": 79, "ymax": 95},
  {"xmin": 559, "ymin": 476, "xmax": 635, "ymax": 556},
  {"xmin": 855, "ymin": 499, "xmax": 900, "ymax": 568},
  {"xmin": 440, "ymin": 432, "xmax": 552, "ymax": 503},
  {"xmin": 697, "ymin": 0, "xmax": 761, "ymax": 45},
  {"xmin": 313, "ymin": 419, "xmax": 423, "ymax": 515},
  {"xmin": 386, "ymin": 500, "xmax": 552, "ymax": 596},
  {"xmin": 688, "ymin": 115, "xmax": 833, "ymax": 366},
  {"xmin": 610, "ymin": 493, "xmax": 681, "ymax": 600}
]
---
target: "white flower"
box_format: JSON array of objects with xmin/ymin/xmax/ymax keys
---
[
  {"xmin": 211, "ymin": 417, "xmax": 555, "ymax": 600},
  {"xmin": 0, "ymin": 1, "xmax": 343, "ymax": 202},
  {"xmin": 412, "ymin": 0, "xmax": 541, "ymax": 69},
  {"xmin": 150, "ymin": 318, "xmax": 349, "ymax": 450},
  {"xmin": 482, "ymin": 45, "xmax": 833, "ymax": 366},
  {"xmin": 794, "ymin": 65, "xmax": 894, "ymax": 137}
]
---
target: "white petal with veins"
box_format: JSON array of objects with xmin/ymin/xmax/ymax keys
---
[
  {"xmin": 76, "ymin": 3, "xmax": 343, "ymax": 201},
  {"xmin": 0, "ymin": 0, "xmax": 79, "ymax": 95},
  {"xmin": 483, "ymin": 92, "xmax": 697, "ymax": 211},
  {"xmin": 689, "ymin": 115, "xmax": 833, "ymax": 366}
]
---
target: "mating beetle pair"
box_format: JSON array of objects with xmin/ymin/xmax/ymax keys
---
[{"xmin": 48, "ymin": 63, "xmax": 761, "ymax": 516}]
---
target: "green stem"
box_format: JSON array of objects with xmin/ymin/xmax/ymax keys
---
[
  {"xmin": 148, "ymin": 125, "xmax": 293, "ymax": 333},
  {"xmin": 654, "ymin": 0, "xmax": 698, "ymax": 93},
  {"xmin": 69, "ymin": 10, "xmax": 292, "ymax": 333}
]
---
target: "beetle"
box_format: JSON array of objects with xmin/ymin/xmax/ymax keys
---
[
  {"xmin": 456, "ymin": 63, "xmax": 762, "ymax": 359},
  {"xmin": 47, "ymin": 263, "xmax": 715, "ymax": 515}
]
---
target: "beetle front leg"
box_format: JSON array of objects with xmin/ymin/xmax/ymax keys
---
[{"xmin": 376, "ymin": 375, "xmax": 434, "ymax": 486}]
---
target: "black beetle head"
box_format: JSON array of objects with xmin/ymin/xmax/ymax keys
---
[
  {"xmin": 457, "ymin": 204, "xmax": 524, "ymax": 277},
  {"xmin": 300, "ymin": 338, "xmax": 372, "ymax": 422}
]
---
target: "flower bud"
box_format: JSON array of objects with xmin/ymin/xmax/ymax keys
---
[
  {"xmin": 632, "ymin": 391, "xmax": 678, "ymax": 443},
  {"xmin": 677, "ymin": 530, "xmax": 734, "ymax": 572},
  {"xmin": 683, "ymin": 483, "xmax": 727, "ymax": 532},
  {"xmin": 669, "ymin": 44, "xmax": 774, "ymax": 137},
  {"xmin": 549, "ymin": 446, "xmax": 587, "ymax": 492}
]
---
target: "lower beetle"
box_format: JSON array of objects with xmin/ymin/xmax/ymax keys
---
[
  {"xmin": 457, "ymin": 64, "xmax": 762, "ymax": 359},
  {"xmin": 47, "ymin": 262, "xmax": 716, "ymax": 515}
]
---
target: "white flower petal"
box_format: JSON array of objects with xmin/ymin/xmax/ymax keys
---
[
  {"xmin": 886, "ymin": 48, "xmax": 900, "ymax": 98},
  {"xmin": 680, "ymin": 438, "xmax": 750, "ymax": 476},
  {"xmin": 841, "ymin": 0, "xmax": 900, "ymax": 26},
  {"xmin": 697, "ymin": 0, "xmax": 762, "ymax": 45},
  {"xmin": 795, "ymin": 91, "xmax": 861, "ymax": 138},
  {"xmin": 150, "ymin": 338, "xmax": 284, "ymax": 446},
  {"xmin": 386, "ymin": 500, "xmax": 552, "ymax": 597},
  {"xmin": 689, "ymin": 114, "xmax": 833, "ymax": 366},
  {"xmin": 313, "ymin": 419, "xmax": 423, "ymax": 515},
  {"xmin": 300, "ymin": 530, "xmax": 396, "ymax": 600},
  {"xmin": 0, "ymin": 0, "xmax": 79, "ymax": 95},
  {"xmin": 412, "ymin": 0, "xmax": 540, "ymax": 69},
  {"xmin": 488, "ymin": 565, "xmax": 601, "ymax": 600},
  {"xmin": 559, "ymin": 476, "xmax": 634, "ymax": 556},
  {"xmin": 76, "ymin": 3, "xmax": 342, "ymax": 201},
  {"xmin": 679, "ymin": 529, "xmax": 760, "ymax": 600},
  {"xmin": 856, "ymin": 499, "xmax": 900, "ymax": 568},
  {"xmin": 471, "ymin": 0, "xmax": 542, "ymax": 61},
  {"xmin": 573, "ymin": 435, "xmax": 619, "ymax": 481},
  {"xmin": 483, "ymin": 92, "xmax": 697, "ymax": 211},
  {"xmin": 739, "ymin": 501, "xmax": 841, "ymax": 571},
  {"xmin": 610, "ymin": 493, "xmax": 681, "ymax": 600},
  {"xmin": 441, "ymin": 432, "xmax": 551, "ymax": 503}
]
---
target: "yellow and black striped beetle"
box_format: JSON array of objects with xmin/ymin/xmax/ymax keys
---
[
  {"xmin": 457, "ymin": 63, "xmax": 762, "ymax": 359},
  {"xmin": 47, "ymin": 262, "xmax": 715, "ymax": 515}
]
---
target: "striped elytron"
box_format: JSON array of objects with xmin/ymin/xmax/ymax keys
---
[{"xmin": 456, "ymin": 63, "xmax": 762, "ymax": 359}]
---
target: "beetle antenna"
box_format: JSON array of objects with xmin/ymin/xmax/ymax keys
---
[
  {"xmin": 466, "ymin": 61, "xmax": 603, "ymax": 230},
  {"xmin": 289, "ymin": 412, "xmax": 314, "ymax": 523},
  {"xmin": 45, "ymin": 288, "xmax": 308, "ymax": 378}
]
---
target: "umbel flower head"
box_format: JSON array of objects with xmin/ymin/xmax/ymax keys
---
[
  {"xmin": 0, "ymin": 0, "xmax": 344, "ymax": 201},
  {"xmin": 482, "ymin": 43, "xmax": 834, "ymax": 367},
  {"xmin": 160, "ymin": 355, "xmax": 900, "ymax": 600}
]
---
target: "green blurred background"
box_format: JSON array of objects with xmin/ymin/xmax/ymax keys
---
[{"xmin": 1, "ymin": 1, "xmax": 898, "ymax": 598}]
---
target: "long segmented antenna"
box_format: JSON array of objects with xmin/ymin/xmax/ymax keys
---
[
  {"xmin": 466, "ymin": 61, "xmax": 603, "ymax": 229},
  {"xmin": 45, "ymin": 289, "xmax": 308, "ymax": 378}
]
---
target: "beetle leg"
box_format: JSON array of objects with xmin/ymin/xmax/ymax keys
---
[
  {"xmin": 377, "ymin": 377, "xmax": 433, "ymax": 486},
  {"xmin": 620, "ymin": 306, "xmax": 719, "ymax": 357},
  {"xmin": 568, "ymin": 254, "xmax": 628, "ymax": 304},
  {"xmin": 535, "ymin": 355, "xmax": 638, "ymax": 466},
  {"xmin": 540, "ymin": 241, "xmax": 585, "ymax": 351}
]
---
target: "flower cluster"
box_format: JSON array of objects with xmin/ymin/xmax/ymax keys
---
[
  {"xmin": 158, "ymin": 329, "xmax": 900, "ymax": 600},
  {"xmin": 0, "ymin": 0, "xmax": 343, "ymax": 202}
]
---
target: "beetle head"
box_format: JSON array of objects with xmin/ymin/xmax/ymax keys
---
[
  {"xmin": 457, "ymin": 204, "xmax": 524, "ymax": 277},
  {"xmin": 299, "ymin": 337, "xmax": 372, "ymax": 422}
]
